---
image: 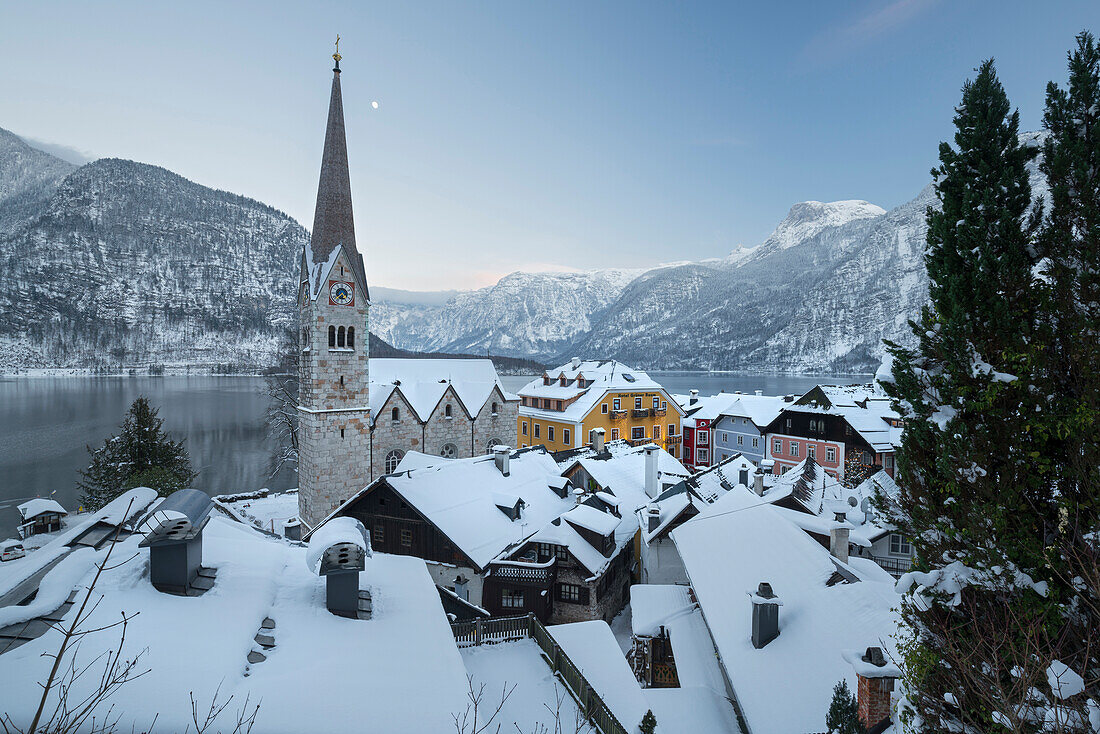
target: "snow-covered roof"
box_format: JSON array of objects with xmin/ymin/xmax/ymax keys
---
[
  {"xmin": 718, "ymin": 394, "xmax": 788, "ymax": 429},
  {"xmin": 16, "ymin": 498, "xmax": 67, "ymax": 520},
  {"xmin": 368, "ymin": 358, "xmax": 514, "ymax": 424},
  {"xmin": 305, "ymin": 516, "xmax": 372, "ymax": 573},
  {"xmin": 526, "ymin": 514, "xmax": 618, "ymax": 579},
  {"xmin": 780, "ymin": 385, "xmax": 903, "ymax": 452},
  {"xmin": 550, "ymin": 620, "xmax": 739, "ymax": 734},
  {"xmin": 672, "ymin": 485, "xmax": 900, "ymax": 734},
  {"xmin": 518, "ymin": 360, "xmax": 680, "ymax": 423},
  {"xmin": 563, "ymin": 504, "xmax": 619, "ymax": 536},
  {"xmin": 761, "ymin": 457, "xmax": 840, "ymax": 515},
  {"xmin": 0, "ymin": 516, "xmax": 471, "ymax": 732},
  {"xmin": 557, "ymin": 440, "xmax": 689, "ymax": 504},
  {"xmin": 671, "ymin": 392, "xmax": 739, "ymax": 422},
  {"xmin": 637, "ymin": 454, "xmax": 759, "ymax": 543},
  {"xmin": 376, "ymin": 449, "xmax": 575, "ymax": 571}
]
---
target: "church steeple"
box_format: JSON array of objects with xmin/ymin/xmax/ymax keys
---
[{"xmin": 309, "ymin": 39, "xmax": 366, "ymax": 294}]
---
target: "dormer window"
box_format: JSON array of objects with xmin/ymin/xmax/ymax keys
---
[
  {"xmin": 543, "ymin": 375, "xmax": 551, "ymax": 386},
  {"xmin": 560, "ymin": 375, "xmax": 567, "ymax": 387}
]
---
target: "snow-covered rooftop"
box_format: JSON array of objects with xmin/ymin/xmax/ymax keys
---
[
  {"xmin": 672, "ymin": 485, "xmax": 900, "ymax": 734},
  {"xmin": 518, "ymin": 360, "xmax": 679, "ymax": 423},
  {"xmin": 16, "ymin": 498, "xmax": 67, "ymax": 521},
  {"xmin": 557, "ymin": 440, "xmax": 689, "ymax": 505},
  {"xmin": 672, "ymin": 392, "xmax": 739, "ymax": 423},
  {"xmin": 0, "ymin": 516, "xmax": 472, "ymax": 733},
  {"xmin": 368, "ymin": 357, "xmax": 514, "ymax": 424},
  {"xmin": 779, "ymin": 385, "xmax": 903, "ymax": 452},
  {"xmin": 718, "ymin": 394, "xmax": 788, "ymax": 429}
]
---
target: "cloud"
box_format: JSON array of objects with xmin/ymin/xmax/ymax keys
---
[
  {"xmin": 19, "ymin": 136, "xmax": 96, "ymax": 165},
  {"xmin": 800, "ymin": 0, "xmax": 939, "ymax": 66}
]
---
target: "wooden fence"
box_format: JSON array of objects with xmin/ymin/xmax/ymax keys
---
[{"xmin": 453, "ymin": 614, "xmax": 630, "ymax": 734}]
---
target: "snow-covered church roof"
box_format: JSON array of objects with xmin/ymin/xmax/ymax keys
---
[{"xmin": 367, "ymin": 358, "xmax": 516, "ymax": 424}]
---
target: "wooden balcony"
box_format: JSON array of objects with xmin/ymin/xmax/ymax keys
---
[
  {"xmin": 631, "ymin": 408, "xmax": 651, "ymax": 419},
  {"xmin": 609, "ymin": 409, "xmax": 628, "ymax": 420},
  {"xmin": 488, "ymin": 558, "xmax": 556, "ymax": 584},
  {"xmin": 664, "ymin": 435, "xmax": 682, "ymax": 445},
  {"xmin": 652, "ymin": 407, "xmax": 667, "ymax": 417}
]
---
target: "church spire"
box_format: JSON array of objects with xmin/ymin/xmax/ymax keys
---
[{"xmin": 309, "ymin": 38, "xmax": 365, "ymax": 292}]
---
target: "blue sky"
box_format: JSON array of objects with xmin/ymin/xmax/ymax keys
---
[{"xmin": 2, "ymin": 1, "xmax": 1097, "ymax": 290}]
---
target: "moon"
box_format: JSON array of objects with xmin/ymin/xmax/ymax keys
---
[{"xmin": 371, "ymin": 101, "xmax": 379, "ymax": 109}]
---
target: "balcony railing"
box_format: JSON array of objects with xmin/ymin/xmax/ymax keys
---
[
  {"xmin": 626, "ymin": 437, "xmax": 650, "ymax": 447},
  {"xmin": 664, "ymin": 435, "xmax": 682, "ymax": 445},
  {"xmin": 609, "ymin": 409, "xmax": 627, "ymax": 420},
  {"xmin": 488, "ymin": 558, "xmax": 556, "ymax": 584},
  {"xmin": 631, "ymin": 408, "xmax": 651, "ymax": 418},
  {"xmin": 652, "ymin": 407, "xmax": 667, "ymax": 417},
  {"xmin": 870, "ymin": 555, "xmax": 912, "ymax": 579}
]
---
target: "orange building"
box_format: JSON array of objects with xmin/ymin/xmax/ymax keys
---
[{"xmin": 516, "ymin": 359, "xmax": 686, "ymax": 458}]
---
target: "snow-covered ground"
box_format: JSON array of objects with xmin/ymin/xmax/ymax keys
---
[
  {"xmin": 216, "ymin": 489, "xmax": 300, "ymax": 533},
  {"xmin": 461, "ymin": 640, "xmax": 594, "ymax": 733}
]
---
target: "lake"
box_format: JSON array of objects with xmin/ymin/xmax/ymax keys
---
[{"xmin": 0, "ymin": 371, "xmax": 865, "ymax": 538}]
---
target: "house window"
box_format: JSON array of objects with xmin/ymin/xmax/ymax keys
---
[
  {"xmin": 661, "ymin": 401, "xmax": 667, "ymax": 410},
  {"xmin": 536, "ymin": 543, "xmax": 553, "ymax": 561},
  {"xmin": 736, "ymin": 434, "xmax": 743, "ymax": 446},
  {"xmin": 548, "ymin": 426, "xmax": 555, "ymax": 442},
  {"xmin": 522, "ymin": 422, "xmax": 528, "ymax": 436},
  {"xmin": 696, "ymin": 448, "xmax": 709, "ymax": 463},
  {"xmin": 563, "ymin": 428, "xmax": 571, "ymax": 445},
  {"xmin": 440, "ymin": 443, "xmax": 457, "ymax": 458},
  {"xmin": 808, "ymin": 445, "xmax": 816, "ymax": 460},
  {"xmin": 384, "ymin": 449, "xmax": 404, "ymax": 473},
  {"xmin": 698, "ymin": 431, "xmax": 709, "ymax": 445},
  {"xmin": 556, "ymin": 400, "xmax": 563, "ymax": 411},
  {"xmin": 791, "ymin": 442, "xmax": 799, "ymax": 458},
  {"xmin": 885, "ymin": 454, "xmax": 894, "ymax": 469},
  {"xmin": 826, "ymin": 446, "xmax": 837, "ymax": 463},
  {"xmin": 534, "ymin": 424, "xmax": 541, "ymax": 439},
  {"xmin": 613, "ymin": 398, "xmax": 621, "ymax": 411},
  {"xmin": 391, "ymin": 407, "xmax": 399, "ymax": 421},
  {"xmin": 773, "ymin": 438, "xmax": 783, "ymax": 454},
  {"xmin": 785, "ymin": 417, "xmax": 792, "ymax": 431},
  {"xmin": 374, "ymin": 524, "xmax": 384, "ymax": 545},
  {"xmin": 652, "ymin": 397, "xmax": 659, "ymax": 409},
  {"xmin": 890, "ymin": 534, "xmax": 911, "ymax": 556},
  {"xmin": 752, "ymin": 437, "xmax": 759, "ymax": 448},
  {"xmin": 631, "ymin": 426, "xmax": 644, "ymax": 440},
  {"xmin": 653, "ymin": 425, "xmax": 661, "ymax": 439},
  {"xmin": 634, "ymin": 397, "xmax": 642, "ymax": 410},
  {"xmin": 557, "ymin": 583, "xmax": 586, "ymax": 604},
  {"xmin": 555, "ymin": 546, "xmax": 569, "ymax": 562},
  {"xmin": 668, "ymin": 424, "xmax": 676, "ymax": 435},
  {"xmin": 611, "ymin": 428, "xmax": 620, "ymax": 440},
  {"xmin": 602, "ymin": 403, "xmax": 608, "ymax": 414},
  {"xmin": 501, "ymin": 589, "xmax": 525, "ymax": 608},
  {"xmin": 400, "ymin": 529, "xmax": 413, "ymax": 547}
]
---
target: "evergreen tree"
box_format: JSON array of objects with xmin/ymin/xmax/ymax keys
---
[
  {"xmin": 639, "ymin": 709, "xmax": 658, "ymax": 734},
  {"xmin": 825, "ymin": 680, "xmax": 863, "ymax": 734},
  {"xmin": 78, "ymin": 396, "xmax": 196, "ymax": 510},
  {"xmin": 880, "ymin": 58, "xmax": 1064, "ymax": 731}
]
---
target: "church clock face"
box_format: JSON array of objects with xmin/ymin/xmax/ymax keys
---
[{"xmin": 329, "ymin": 280, "xmax": 354, "ymax": 307}]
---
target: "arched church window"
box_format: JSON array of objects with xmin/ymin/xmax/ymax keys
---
[
  {"xmin": 347, "ymin": 326, "xmax": 355, "ymax": 348},
  {"xmin": 337, "ymin": 326, "xmax": 346, "ymax": 348},
  {"xmin": 486, "ymin": 438, "xmax": 503, "ymax": 454},
  {"xmin": 384, "ymin": 449, "xmax": 404, "ymax": 473},
  {"xmin": 445, "ymin": 404, "xmax": 453, "ymax": 418},
  {"xmin": 491, "ymin": 402, "xmax": 499, "ymax": 415},
  {"xmin": 328, "ymin": 325, "xmax": 336, "ymax": 348},
  {"xmin": 440, "ymin": 443, "xmax": 457, "ymax": 459},
  {"xmin": 301, "ymin": 327, "xmax": 309, "ymax": 350},
  {"xmin": 391, "ymin": 407, "xmax": 399, "ymax": 421}
]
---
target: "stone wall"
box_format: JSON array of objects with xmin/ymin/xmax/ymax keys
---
[
  {"xmin": 422, "ymin": 386, "xmax": 474, "ymax": 458},
  {"xmin": 368, "ymin": 390, "xmax": 424, "ymax": 478},
  {"xmin": 472, "ymin": 387, "xmax": 519, "ymax": 454}
]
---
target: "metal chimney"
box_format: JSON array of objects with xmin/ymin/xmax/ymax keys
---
[
  {"xmin": 454, "ymin": 574, "xmax": 469, "ymax": 601},
  {"xmin": 689, "ymin": 389, "xmax": 699, "ymax": 406},
  {"xmin": 643, "ymin": 444, "xmax": 660, "ymax": 498},
  {"xmin": 493, "ymin": 446, "xmax": 511, "ymax": 477},
  {"xmin": 830, "ymin": 523, "xmax": 851, "ymax": 564},
  {"xmin": 283, "ymin": 517, "xmax": 302, "ymax": 542},
  {"xmin": 751, "ymin": 582, "xmax": 782, "ymax": 648},
  {"xmin": 139, "ymin": 488, "xmax": 214, "ymax": 595},
  {"xmin": 592, "ymin": 427, "xmax": 605, "ymax": 453},
  {"xmin": 320, "ymin": 542, "xmax": 367, "ymax": 617},
  {"xmin": 738, "ymin": 468, "xmax": 749, "ymax": 487}
]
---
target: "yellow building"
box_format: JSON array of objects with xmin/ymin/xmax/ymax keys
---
[{"xmin": 516, "ymin": 359, "xmax": 686, "ymax": 458}]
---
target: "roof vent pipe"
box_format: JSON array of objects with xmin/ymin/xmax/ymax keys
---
[
  {"xmin": 643, "ymin": 444, "xmax": 660, "ymax": 499},
  {"xmin": 592, "ymin": 427, "xmax": 605, "ymax": 453},
  {"xmin": 830, "ymin": 523, "xmax": 850, "ymax": 564},
  {"xmin": 493, "ymin": 446, "xmax": 511, "ymax": 477},
  {"xmin": 751, "ymin": 582, "xmax": 782, "ymax": 648}
]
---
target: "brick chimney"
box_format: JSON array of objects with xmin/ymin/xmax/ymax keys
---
[
  {"xmin": 643, "ymin": 444, "xmax": 660, "ymax": 498},
  {"xmin": 689, "ymin": 389, "xmax": 699, "ymax": 406},
  {"xmin": 830, "ymin": 516, "xmax": 850, "ymax": 564},
  {"xmin": 592, "ymin": 427, "xmax": 605, "ymax": 453},
  {"xmin": 753, "ymin": 468, "xmax": 765, "ymax": 496},
  {"xmin": 853, "ymin": 647, "xmax": 897, "ymax": 731}
]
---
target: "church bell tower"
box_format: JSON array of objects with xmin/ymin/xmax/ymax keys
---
[{"xmin": 298, "ymin": 40, "xmax": 371, "ymax": 528}]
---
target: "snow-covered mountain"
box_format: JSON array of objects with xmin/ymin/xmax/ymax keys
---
[
  {"xmin": 0, "ymin": 128, "xmax": 77, "ymax": 236},
  {"xmin": 371, "ymin": 268, "xmax": 647, "ymax": 360},
  {"xmin": 0, "ymin": 141, "xmax": 308, "ymax": 371}
]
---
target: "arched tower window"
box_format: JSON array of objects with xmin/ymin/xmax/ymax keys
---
[
  {"xmin": 337, "ymin": 326, "xmax": 346, "ymax": 348},
  {"xmin": 302, "ymin": 327, "xmax": 310, "ymax": 350},
  {"xmin": 384, "ymin": 449, "xmax": 404, "ymax": 473},
  {"xmin": 391, "ymin": 407, "xmax": 399, "ymax": 421},
  {"xmin": 347, "ymin": 326, "xmax": 355, "ymax": 348},
  {"xmin": 328, "ymin": 325, "xmax": 336, "ymax": 348},
  {"xmin": 445, "ymin": 404, "xmax": 453, "ymax": 418}
]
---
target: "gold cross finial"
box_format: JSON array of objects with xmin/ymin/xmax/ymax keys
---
[{"xmin": 333, "ymin": 34, "xmax": 341, "ymax": 64}]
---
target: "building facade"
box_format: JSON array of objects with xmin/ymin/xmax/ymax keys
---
[
  {"xmin": 712, "ymin": 394, "xmax": 787, "ymax": 465},
  {"xmin": 517, "ymin": 360, "xmax": 684, "ymax": 459}
]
